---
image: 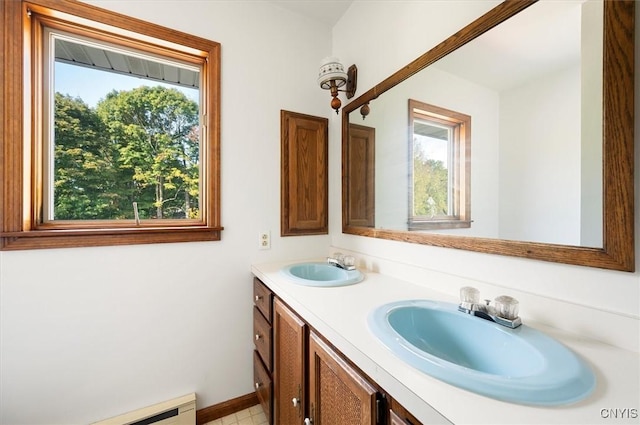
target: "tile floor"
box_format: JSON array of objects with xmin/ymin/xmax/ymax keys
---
[{"xmin": 204, "ymin": 404, "xmax": 267, "ymax": 425}]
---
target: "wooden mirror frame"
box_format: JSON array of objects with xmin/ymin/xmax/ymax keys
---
[{"xmin": 342, "ymin": 0, "xmax": 635, "ymax": 271}]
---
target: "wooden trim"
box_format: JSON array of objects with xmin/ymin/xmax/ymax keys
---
[
  {"xmin": 1, "ymin": 0, "xmax": 222, "ymax": 250},
  {"xmin": 24, "ymin": 0, "xmax": 217, "ymax": 50},
  {"xmin": 1, "ymin": 0, "xmax": 24, "ymax": 241},
  {"xmin": 195, "ymin": 392, "xmax": 258, "ymax": 425},
  {"xmin": 601, "ymin": 0, "xmax": 635, "ymax": 271},
  {"xmin": 342, "ymin": 0, "xmax": 635, "ymax": 271}
]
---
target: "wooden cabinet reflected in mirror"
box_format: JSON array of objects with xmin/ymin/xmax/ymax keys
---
[
  {"xmin": 345, "ymin": 123, "xmax": 375, "ymax": 228},
  {"xmin": 341, "ymin": 0, "xmax": 634, "ymax": 271}
]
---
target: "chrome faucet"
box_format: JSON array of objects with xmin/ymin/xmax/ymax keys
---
[
  {"xmin": 458, "ymin": 287, "xmax": 522, "ymax": 328},
  {"xmin": 326, "ymin": 252, "xmax": 356, "ymax": 271}
]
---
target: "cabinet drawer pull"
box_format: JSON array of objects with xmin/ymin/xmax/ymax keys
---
[
  {"xmin": 255, "ymin": 295, "xmax": 262, "ymax": 302},
  {"xmin": 255, "ymin": 382, "xmax": 261, "ymax": 389},
  {"xmin": 255, "ymin": 333, "xmax": 261, "ymax": 341},
  {"xmin": 304, "ymin": 418, "xmax": 312, "ymax": 425},
  {"xmin": 292, "ymin": 397, "xmax": 300, "ymax": 407}
]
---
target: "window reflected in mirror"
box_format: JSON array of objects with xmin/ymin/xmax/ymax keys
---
[{"xmin": 409, "ymin": 100, "xmax": 470, "ymax": 230}]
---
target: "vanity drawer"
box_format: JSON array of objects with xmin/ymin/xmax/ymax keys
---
[
  {"xmin": 254, "ymin": 351, "xmax": 273, "ymax": 425},
  {"xmin": 253, "ymin": 306, "xmax": 272, "ymax": 370},
  {"xmin": 253, "ymin": 277, "xmax": 273, "ymax": 322}
]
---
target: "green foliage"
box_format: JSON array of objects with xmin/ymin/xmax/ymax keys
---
[
  {"xmin": 53, "ymin": 86, "xmax": 200, "ymax": 220},
  {"xmin": 54, "ymin": 93, "xmax": 125, "ymax": 219},
  {"xmin": 412, "ymin": 148, "xmax": 449, "ymax": 217}
]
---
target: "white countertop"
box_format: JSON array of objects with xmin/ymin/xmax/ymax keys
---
[{"xmin": 252, "ymin": 260, "xmax": 640, "ymax": 425}]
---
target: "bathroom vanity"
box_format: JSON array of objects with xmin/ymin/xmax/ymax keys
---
[
  {"xmin": 252, "ymin": 260, "xmax": 639, "ymax": 424},
  {"xmin": 253, "ymin": 276, "xmax": 423, "ymax": 425}
]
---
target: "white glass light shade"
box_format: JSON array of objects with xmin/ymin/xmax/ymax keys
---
[{"xmin": 318, "ymin": 57, "xmax": 347, "ymax": 89}]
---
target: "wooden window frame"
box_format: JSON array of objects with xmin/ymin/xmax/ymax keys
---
[
  {"xmin": 408, "ymin": 99, "xmax": 471, "ymax": 231},
  {"xmin": 1, "ymin": 0, "xmax": 222, "ymax": 250}
]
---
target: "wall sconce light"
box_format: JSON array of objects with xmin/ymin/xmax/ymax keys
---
[{"xmin": 317, "ymin": 57, "xmax": 357, "ymax": 114}]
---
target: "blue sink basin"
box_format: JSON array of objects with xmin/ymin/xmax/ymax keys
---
[
  {"xmin": 281, "ymin": 262, "xmax": 364, "ymax": 287},
  {"xmin": 368, "ymin": 299, "xmax": 595, "ymax": 405}
]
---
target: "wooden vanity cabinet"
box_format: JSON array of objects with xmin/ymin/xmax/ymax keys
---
[
  {"xmin": 308, "ymin": 331, "xmax": 378, "ymax": 425},
  {"xmin": 274, "ymin": 297, "xmax": 382, "ymax": 425},
  {"xmin": 256, "ymin": 276, "xmax": 423, "ymax": 425},
  {"xmin": 253, "ymin": 278, "xmax": 273, "ymax": 424}
]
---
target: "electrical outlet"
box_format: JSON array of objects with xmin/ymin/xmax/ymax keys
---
[{"xmin": 259, "ymin": 231, "xmax": 271, "ymax": 250}]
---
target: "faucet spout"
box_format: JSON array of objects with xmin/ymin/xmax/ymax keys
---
[
  {"xmin": 458, "ymin": 305, "xmax": 522, "ymax": 328},
  {"xmin": 458, "ymin": 287, "xmax": 522, "ymax": 329}
]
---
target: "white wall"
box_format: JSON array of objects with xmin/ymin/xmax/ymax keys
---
[
  {"xmin": 0, "ymin": 2, "xmax": 334, "ymax": 424},
  {"xmin": 331, "ymin": 1, "xmax": 638, "ymax": 347},
  {"xmin": 499, "ymin": 65, "xmax": 582, "ymax": 244}
]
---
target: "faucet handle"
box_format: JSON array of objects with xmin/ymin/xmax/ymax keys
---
[
  {"xmin": 494, "ymin": 295, "xmax": 519, "ymax": 320},
  {"xmin": 460, "ymin": 286, "xmax": 480, "ymax": 304},
  {"xmin": 343, "ymin": 255, "xmax": 355, "ymax": 268}
]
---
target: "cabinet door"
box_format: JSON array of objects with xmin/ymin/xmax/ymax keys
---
[
  {"xmin": 308, "ymin": 332, "xmax": 378, "ymax": 425},
  {"xmin": 274, "ymin": 298, "xmax": 306, "ymax": 425},
  {"xmin": 280, "ymin": 110, "xmax": 328, "ymax": 235}
]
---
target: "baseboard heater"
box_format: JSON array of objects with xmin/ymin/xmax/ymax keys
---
[{"xmin": 92, "ymin": 393, "xmax": 196, "ymax": 425}]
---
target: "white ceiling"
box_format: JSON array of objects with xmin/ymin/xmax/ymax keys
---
[{"xmin": 267, "ymin": 0, "xmax": 353, "ymax": 26}]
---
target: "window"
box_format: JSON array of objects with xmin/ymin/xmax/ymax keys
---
[
  {"xmin": 1, "ymin": 0, "xmax": 221, "ymax": 249},
  {"xmin": 408, "ymin": 99, "xmax": 470, "ymax": 230}
]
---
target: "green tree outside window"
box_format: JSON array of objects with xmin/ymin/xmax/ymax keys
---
[{"xmin": 53, "ymin": 86, "xmax": 200, "ymax": 220}]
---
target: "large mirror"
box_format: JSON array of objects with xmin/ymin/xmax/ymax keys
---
[{"xmin": 342, "ymin": 0, "xmax": 634, "ymax": 271}]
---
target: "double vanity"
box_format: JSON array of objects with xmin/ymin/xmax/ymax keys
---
[
  {"xmin": 252, "ymin": 259, "xmax": 639, "ymax": 424},
  {"xmin": 249, "ymin": 1, "xmax": 637, "ymax": 423}
]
